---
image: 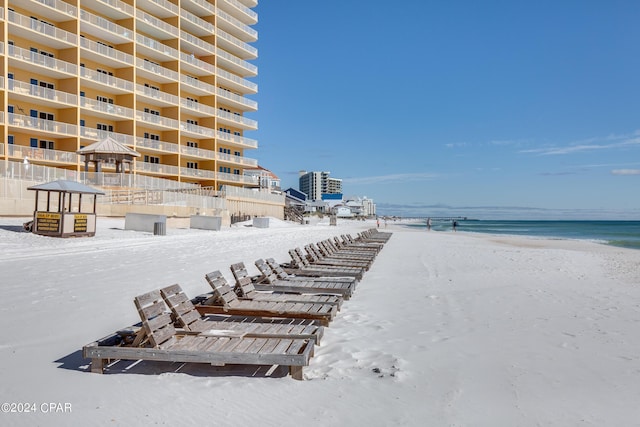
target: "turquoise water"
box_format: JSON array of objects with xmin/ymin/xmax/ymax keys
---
[{"xmin": 407, "ymin": 220, "xmax": 640, "ymax": 250}]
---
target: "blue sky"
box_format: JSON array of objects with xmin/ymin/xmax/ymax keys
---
[{"xmin": 251, "ymin": 1, "xmax": 640, "ymax": 219}]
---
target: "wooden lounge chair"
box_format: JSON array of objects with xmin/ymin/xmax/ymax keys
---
[
  {"xmin": 236, "ymin": 260, "xmax": 355, "ymax": 301},
  {"xmin": 287, "ymin": 248, "xmax": 365, "ymax": 280},
  {"xmin": 228, "ymin": 263, "xmax": 343, "ymax": 309},
  {"xmin": 160, "ymin": 284, "xmax": 325, "ymax": 344},
  {"xmin": 264, "ymin": 258, "xmax": 357, "ymax": 285},
  {"xmin": 199, "ymin": 271, "xmax": 338, "ymax": 326},
  {"xmin": 304, "ymin": 244, "xmax": 371, "ymax": 269},
  {"xmin": 83, "ymin": 290, "xmax": 315, "ymax": 379},
  {"xmin": 335, "ymin": 235, "xmax": 382, "ymax": 253},
  {"xmin": 318, "ymin": 240, "xmax": 377, "ymax": 261}
]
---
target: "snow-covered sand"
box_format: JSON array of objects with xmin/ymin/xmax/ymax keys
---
[{"xmin": 1, "ymin": 217, "xmax": 639, "ymax": 426}]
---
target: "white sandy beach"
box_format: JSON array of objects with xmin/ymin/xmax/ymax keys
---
[{"xmin": 0, "ymin": 217, "xmax": 639, "ymax": 426}]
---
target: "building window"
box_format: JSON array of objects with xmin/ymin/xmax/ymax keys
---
[
  {"xmin": 144, "ymin": 155, "xmax": 160, "ymax": 164},
  {"xmin": 187, "ymin": 162, "xmax": 198, "ymax": 169},
  {"xmin": 186, "ymin": 141, "xmax": 198, "ymax": 148}
]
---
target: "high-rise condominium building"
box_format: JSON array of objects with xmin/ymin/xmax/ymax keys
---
[
  {"xmin": 298, "ymin": 170, "xmax": 341, "ymax": 201},
  {"xmin": 0, "ymin": 0, "xmax": 258, "ymax": 190}
]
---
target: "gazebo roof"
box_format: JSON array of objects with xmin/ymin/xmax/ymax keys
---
[
  {"xmin": 77, "ymin": 136, "xmax": 141, "ymax": 157},
  {"xmin": 27, "ymin": 180, "xmax": 105, "ymax": 195}
]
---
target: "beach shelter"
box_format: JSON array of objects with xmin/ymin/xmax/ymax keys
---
[
  {"xmin": 26, "ymin": 180, "xmax": 105, "ymax": 237},
  {"xmin": 77, "ymin": 136, "xmax": 140, "ymax": 173}
]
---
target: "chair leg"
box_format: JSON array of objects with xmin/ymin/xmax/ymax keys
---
[
  {"xmin": 289, "ymin": 365, "xmax": 304, "ymax": 380},
  {"xmin": 91, "ymin": 358, "xmax": 105, "ymax": 374}
]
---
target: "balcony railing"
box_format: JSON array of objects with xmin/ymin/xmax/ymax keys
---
[
  {"xmin": 180, "ymin": 52, "xmax": 215, "ymax": 74},
  {"xmin": 146, "ymin": 0, "xmax": 179, "ymax": 16},
  {"xmin": 218, "ymin": 151, "xmax": 258, "ymax": 167},
  {"xmin": 216, "ymin": 130, "xmax": 257, "ymax": 148},
  {"xmin": 217, "ymin": 171, "xmax": 258, "ymax": 185},
  {"xmin": 217, "ymin": 109, "xmax": 257, "ymax": 129},
  {"xmin": 81, "ymin": 98, "xmax": 134, "ymax": 119},
  {"xmin": 180, "ymin": 74, "xmax": 216, "ymax": 94},
  {"xmin": 180, "ymin": 145, "xmax": 215, "ymax": 159},
  {"xmin": 136, "ymin": 84, "xmax": 179, "ymax": 105},
  {"xmin": 80, "ymin": 9, "xmax": 133, "ymax": 41},
  {"xmin": 136, "ymin": 10, "xmax": 179, "ymax": 37},
  {"xmin": 221, "ymin": 0, "xmax": 257, "ymax": 23},
  {"xmin": 216, "ymin": 47, "xmax": 257, "ymax": 75},
  {"xmin": 215, "ymin": 7, "xmax": 257, "ymax": 41},
  {"xmin": 8, "ymin": 145, "xmax": 78, "ymax": 163},
  {"xmin": 180, "ymin": 99, "xmax": 216, "ymax": 116},
  {"xmin": 7, "ymin": 10, "xmax": 78, "ymax": 45},
  {"xmin": 181, "ymin": 167, "xmax": 215, "ymax": 179},
  {"xmin": 35, "ymin": 0, "xmax": 77, "ymax": 17},
  {"xmin": 8, "ymin": 45, "xmax": 77, "ymax": 75},
  {"xmin": 8, "ymin": 80, "xmax": 78, "ymax": 106},
  {"xmin": 215, "ymin": 66, "xmax": 258, "ymax": 93},
  {"xmin": 80, "ymin": 68, "xmax": 134, "ymax": 91},
  {"xmin": 181, "ymin": 9, "xmax": 214, "ymax": 34},
  {"xmin": 181, "ymin": 121, "xmax": 215, "ymax": 138},
  {"xmin": 136, "ymin": 58, "xmax": 179, "ymax": 81},
  {"xmin": 80, "ymin": 37, "xmax": 134, "ymax": 65},
  {"xmin": 136, "ymin": 34, "xmax": 179, "ymax": 59},
  {"xmin": 137, "ymin": 162, "xmax": 180, "ymax": 175},
  {"xmin": 216, "ymin": 87, "xmax": 257, "ymax": 110},
  {"xmin": 136, "ymin": 111, "xmax": 179, "ymax": 128},
  {"xmin": 136, "ymin": 137, "xmax": 179, "ymax": 153},
  {"xmin": 216, "ymin": 28, "xmax": 257, "ymax": 58},
  {"xmin": 80, "ymin": 128, "xmax": 136, "ymax": 146},
  {"xmin": 180, "ymin": 30, "xmax": 215, "ymax": 55},
  {"xmin": 8, "ymin": 113, "xmax": 78, "ymax": 136},
  {"xmin": 95, "ymin": 0, "xmax": 135, "ymax": 16}
]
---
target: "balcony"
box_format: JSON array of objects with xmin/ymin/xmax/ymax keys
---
[
  {"xmin": 180, "ymin": 52, "xmax": 215, "ymax": 77},
  {"xmin": 136, "ymin": 84, "xmax": 179, "ymax": 107},
  {"xmin": 80, "ymin": 9, "xmax": 133, "ymax": 44},
  {"xmin": 216, "ymin": 130, "xmax": 257, "ymax": 149},
  {"xmin": 217, "ymin": 171, "xmax": 258, "ymax": 186},
  {"xmin": 80, "ymin": 128, "xmax": 135, "ymax": 146},
  {"xmin": 136, "ymin": 34, "xmax": 179, "ymax": 62},
  {"xmin": 180, "ymin": 75, "xmax": 216, "ymax": 96},
  {"xmin": 215, "ymin": 66, "xmax": 257, "ymax": 94},
  {"xmin": 217, "ymin": 109, "xmax": 258, "ymax": 130},
  {"xmin": 29, "ymin": 0, "xmax": 78, "ymax": 19},
  {"xmin": 136, "ymin": 0, "xmax": 178, "ymax": 19},
  {"xmin": 8, "ymin": 79, "xmax": 78, "ymax": 108},
  {"xmin": 216, "ymin": 28, "xmax": 257, "ymax": 60},
  {"xmin": 7, "ymin": 10, "xmax": 78, "ymax": 49},
  {"xmin": 180, "ymin": 99, "xmax": 216, "ymax": 118},
  {"xmin": 80, "ymin": 67, "xmax": 134, "ymax": 94},
  {"xmin": 180, "ymin": 144, "xmax": 215, "ymax": 160},
  {"xmin": 181, "ymin": 167, "xmax": 215, "ymax": 179},
  {"xmin": 80, "ymin": 37, "xmax": 134, "ymax": 66},
  {"xmin": 137, "ymin": 162, "xmax": 180, "ymax": 176},
  {"xmin": 136, "ymin": 9, "xmax": 179, "ymax": 40},
  {"xmin": 82, "ymin": 0, "xmax": 134, "ymax": 20},
  {"xmin": 216, "ymin": 47, "xmax": 257, "ymax": 77},
  {"xmin": 217, "ymin": 0, "xmax": 257, "ymax": 25},
  {"xmin": 135, "ymin": 137, "xmax": 179, "ymax": 154},
  {"xmin": 136, "ymin": 58, "xmax": 179, "ymax": 83},
  {"xmin": 7, "ymin": 45, "xmax": 77, "ymax": 79},
  {"xmin": 7, "ymin": 145, "xmax": 79, "ymax": 164},
  {"xmin": 180, "ymin": 9, "xmax": 214, "ymax": 37},
  {"xmin": 81, "ymin": 98, "xmax": 134, "ymax": 119},
  {"xmin": 8, "ymin": 113, "xmax": 78, "ymax": 137},
  {"xmin": 215, "ymin": 6, "xmax": 257, "ymax": 42},
  {"xmin": 136, "ymin": 111, "xmax": 179, "ymax": 130},
  {"xmin": 217, "ymin": 151, "xmax": 258, "ymax": 167},
  {"xmin": 180, "ymin": 121, "xmax": 215, "ymax": 138},
  {"xmin": 216, "ymin": 87, "xmax": 257, "ymax": 111},
  {"xmin": 180, "ymin": 30, "xmax": 215, "ymax": 57}
]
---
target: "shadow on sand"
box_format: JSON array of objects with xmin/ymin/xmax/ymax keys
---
[{"xmin": 55, "ymin": 349, "xmax": 289, "ymax": 379}]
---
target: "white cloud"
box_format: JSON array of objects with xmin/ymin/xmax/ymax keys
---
[
  {"xmin": 611, "ymin": 169, "xmax": 640, "ymax": 175},
  {"xmin": 342, "ymin": 172, "xmax": 438, "ymax": 185},
  {"xmin": 520, "ymin": 134, "xmax": 640, "ymax": 156}
]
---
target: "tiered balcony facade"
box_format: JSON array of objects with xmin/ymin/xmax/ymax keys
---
[{"xmin": 1, "ymin": 0, "xmax": 259, "ymax": 188}]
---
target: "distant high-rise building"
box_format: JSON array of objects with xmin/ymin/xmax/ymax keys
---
[{"xmin": 299, "ymin": 170, "xmax": 341, "ymax": 201}]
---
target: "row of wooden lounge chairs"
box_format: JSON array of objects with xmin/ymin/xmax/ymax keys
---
[{"xmin": 83, "ymin": 228, "xmax": 391, "ymax": 380}]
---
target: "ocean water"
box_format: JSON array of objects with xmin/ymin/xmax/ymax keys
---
[{"xmin": 406, "ymin": 220, "xmax": 640, "ymax": 250}]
